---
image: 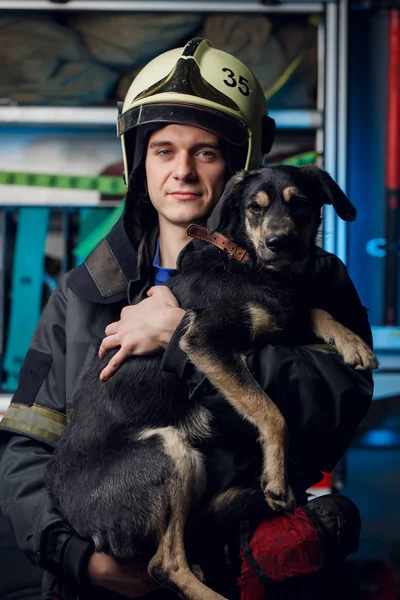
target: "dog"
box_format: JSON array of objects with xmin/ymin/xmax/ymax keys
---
[{"xmin": 46, "ymin": 166, "xmax": 378, "ymax": 600}]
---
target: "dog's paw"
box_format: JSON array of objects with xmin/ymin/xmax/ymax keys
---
[
  {"xmin": 334, "ymin": 333, "xmax": 379, "ymax": 372},
  {"xmin": 261, "ymin": 476, "xmax": 296, "ymax": 515}
]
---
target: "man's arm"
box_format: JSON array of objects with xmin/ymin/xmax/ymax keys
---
[
  {"xmin": 0, "ymin": 281, "xmax": 160, "ymax": 598},
  {"xmin": 98, "ymin": 286, "xmax": 185, "ymax": 381},
  {"xmin": 0, "ymin": 281, "xmax": 94, "ymax": 587}
]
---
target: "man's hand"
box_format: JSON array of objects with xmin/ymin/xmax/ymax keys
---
[
  {"xmin": 99, "ymin": 286, "xmax": 185, "ymax": 381},
  {"xmin": 87, "ymin": 552, "xmax": 161, "ymax": 598}
]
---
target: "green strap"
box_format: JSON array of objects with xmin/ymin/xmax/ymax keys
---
[
  {"xmin": 0, "ymin": 171, "xmax": 126, "ymax": 196},
  {"xmin": 266, "ymin": 150, "xmax": 319, "ymax": 167},
  {"xmin": 0, "ymin": 169, "xmax": 126, "ymax": 266},
  {"xmin": 73, "ymin": 201, "xmax": 125, "ymax": 262},
  {"xmin": 75, "ymin": 207, "xmax": 113, "ymax": 265}
]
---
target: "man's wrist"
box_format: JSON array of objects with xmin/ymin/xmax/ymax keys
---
[
  {"xmin": 64, "ymin": 535, "xmax": 95, "ymax": 586},
  {"xmin": 86, "ymin": 552, "xmax": 161, "ymax": 597},
  {"xmin": 161, "ymin": 316, "xmax": 191, "ymax": 378},
  {"xmin": 39, "ymin": 521, "xmax": 94, "ymax": 587},
  {"xmin": 160, "ymin": 308, "xmax": 185, "ymax": 350}
]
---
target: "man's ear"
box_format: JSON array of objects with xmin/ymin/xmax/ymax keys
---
[
  {"xmin": 300, "ymin": 166, "xmax": 357, "ymax": 222},
  {"xmin": 207, "ymin": 170, "xmax": 248, "ymax": 234}
]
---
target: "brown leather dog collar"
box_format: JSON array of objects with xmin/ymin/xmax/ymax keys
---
[{"xmin": 187, "ymin": 224, "xmax": 251, "ymax": 262}]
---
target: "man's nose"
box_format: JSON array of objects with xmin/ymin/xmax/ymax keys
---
[{"xmin": 173, "ymin": 153, "xmax": 197, "ymax": 181}]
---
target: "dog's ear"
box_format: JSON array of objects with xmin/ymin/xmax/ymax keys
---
[
  {"xmin": 300, "ymin": 166, "xmax": 357, "ymax": 222},
  {"xmin": 207, "ymin": 170, "xmax": 248, "ymax": 234}
]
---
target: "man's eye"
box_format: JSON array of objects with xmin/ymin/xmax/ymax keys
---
[
  {"xmin": 157, "ymin": 149, "xmax": 172, "ymax": 157},
  {"xmin": 198, "ymin": 151, "xmax": 214, "ymax": 159},
  {"xmin": 248, "ymin": 203, "xmax": 262, "ymax": 213}
]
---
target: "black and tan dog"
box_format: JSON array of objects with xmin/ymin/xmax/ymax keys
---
[{"xmin": 46, "ymin": 166, "xmax": 377, "ymax": 600}]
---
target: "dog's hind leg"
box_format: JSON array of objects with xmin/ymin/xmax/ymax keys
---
[
  {"xmin": 141, "ymin": 428, "xmax": 227, "ymax": 600},
  {"xmin": 148, "ymin": 514, "xmax": 228, "ymax": 600},
  {"xmin": 180, "ymin": 305, "xmax": 296, "ymax": 515}
]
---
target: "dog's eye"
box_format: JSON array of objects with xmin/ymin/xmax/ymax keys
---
[{"xmin": 248, "ymin": 203, "xmax": 262, "ymax": 213}]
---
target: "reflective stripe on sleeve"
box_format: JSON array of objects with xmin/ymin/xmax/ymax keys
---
[{"xmin": 0, "ymin": 402, "xmax": 67, "ymax": 443}]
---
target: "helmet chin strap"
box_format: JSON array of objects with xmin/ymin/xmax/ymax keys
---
[
  {"xmin": 225, "ymin": 140, "xmax": 249, "ymax": 176},
  {"xmin": 132, "ymin": 124, "xmax": 166, "ymax": 174}
]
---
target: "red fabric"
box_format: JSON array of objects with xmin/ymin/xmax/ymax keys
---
[
  {"xmin": 309, "ymin": 471, "xmax": 332, "ymax": 489},
  {"xmin": 239, "ymin": 507, "xmax": 320, "ymax": 600}
]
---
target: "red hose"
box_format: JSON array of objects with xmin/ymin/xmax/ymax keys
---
[{"xmin": 386, "ymin": 11, "xmax": 400, "ymax": 191}]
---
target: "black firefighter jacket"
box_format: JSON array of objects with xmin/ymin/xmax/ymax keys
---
[{"xmin": 0, "ymin": 216, "xmax": 374, "ymax": 598}]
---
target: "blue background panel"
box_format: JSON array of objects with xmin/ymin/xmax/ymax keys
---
[{"xmin": 347, "ymin": 10, "xmax": 390, "ymax": 327}]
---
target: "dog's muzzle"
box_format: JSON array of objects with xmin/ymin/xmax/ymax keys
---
[{"xmin": 258, "ymin": 235, "xmax": 307, "ymax": 266}]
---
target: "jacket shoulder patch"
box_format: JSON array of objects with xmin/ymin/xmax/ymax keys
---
[{"xmin": 86, "ymin": 240, "xmax": 128, "ymax": 298}]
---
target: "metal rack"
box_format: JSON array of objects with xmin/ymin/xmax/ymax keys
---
[
  {"xmin": 0, "ymin": 107, "xmax": 323, "ymax": 130},
  {"xmin": 0, "ymin": 0, "xmax": 350, "ymax": 406},
  {"xmin": 0, "ymin": 0, "xmax": 349, "ymax": 247},
  {"xmin": 323, "ymin": 0, "xmax": 349, "ymax": 262},
  {"xmin": 0, "ymin": 0, "xmax": 328, "ymax": 135},
  {"xmin": 0, "ymin": 1, "xmax": 325, "ymax": 13}
]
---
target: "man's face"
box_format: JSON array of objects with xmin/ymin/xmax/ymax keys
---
[{"xmin": 145, "ymin": 124, "xmax": 227, "ymax": 229}]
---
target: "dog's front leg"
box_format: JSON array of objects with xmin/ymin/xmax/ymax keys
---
[
  {"xmin": 180, "ymin": 305, "xmax": 296, "ymax": 515},
  {"xmin": 310, "ymin": 308, "xmax": 379, "ymax": 371}
]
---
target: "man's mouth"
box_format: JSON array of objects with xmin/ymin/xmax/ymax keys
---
[{"xmin": 170, "ymin": 191, "xmax": 202, "ymax": 200}]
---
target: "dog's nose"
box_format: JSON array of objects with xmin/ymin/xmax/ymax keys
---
[{"xmin": 265, "ymin": 236, "xmax": 292, "ymax": 252}]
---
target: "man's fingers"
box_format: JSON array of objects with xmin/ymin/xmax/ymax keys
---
[
  {"xmin": 147, "ymin": 285, "xmax": 179, "ymax": 307},
  {"xmin": 146, "ymin": 286, "xmax": 157, "ymax": 297},
  {"xmin": 99, "ymin": 348, "xmax": 128, "ymax": 381},
  {"xmin": 98, "ymin": 334, "xmax": 120, "ymax": 358},
  {"xmin": 105, "ymin": 321, "xmax": 119, "ymax": 336}
]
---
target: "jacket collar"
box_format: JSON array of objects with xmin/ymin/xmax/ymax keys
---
[{"xmin": 68, "ymin": 216, "xmax": 141, "ymax": 304}]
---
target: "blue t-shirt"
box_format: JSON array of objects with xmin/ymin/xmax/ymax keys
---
[{"xmin": 153, "ymin": 238, "xmax": 177, "ymax": 286}]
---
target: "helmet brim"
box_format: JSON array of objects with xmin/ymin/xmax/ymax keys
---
[{"xmin": 118, "ymin": 102, "xmax": 249, "ymax": 147}]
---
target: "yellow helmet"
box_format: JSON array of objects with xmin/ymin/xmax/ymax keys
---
[{"xmin": 117, "ymin": 38, "xmax": 275, "ymax": 179}]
